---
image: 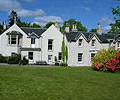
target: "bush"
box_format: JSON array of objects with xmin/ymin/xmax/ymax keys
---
[
  {"xmin": 93, "ymin": 62, "xmax": 103, "ymax": 71},
  {"xmin": 20, "ymin": 56, "xmax": 28, "ymax": 65},
  {"xmin": 92, "ymin": 47, "xmax": 117, "ymax": 70},
  {"xmin": 60, "ymin": 63, "xmax": 68, "ymax": 67},
  {"xmin": 7, "ymin": 54, "xmax": 21, "ymax": 64},
  {"xmin": 0, "ymin": 54, "xmax": 8, "ymax": 63},
  {"xmin": 106, "ymin": 52, "xmax": 120, "ymax": 72}
]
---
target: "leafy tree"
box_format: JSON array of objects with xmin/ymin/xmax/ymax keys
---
[
  {"xmin": 0, "ymin": 23, "xmax": 3, "ymax": 34},
  {"xmin": 109, "ymin": 0, "xmax": 120, "ymax": 34},
  {"xmin": 44, "ymin": 22, "xmax": 55, "ymax": 28},
  {"xmin": 61, "ymin": 37, "xmax": 66, "ymax": 63},
  {"xmin": 90, "ymin": 29, "xmax": 97, "ymax": 32},
  {"xmin": 61, "ymin": 36, "xmax": 68, "ymax": 64},
  {"xmin": 61, "ymin": 18, "xmax": 87, "ymax": 32},
  {"xmin": 9, "ymin": 10, "xmax": 19, "ymax": 26},
  {"xmin": 31, "ymin": 23, "xmax": 41, "ymax": 28}
]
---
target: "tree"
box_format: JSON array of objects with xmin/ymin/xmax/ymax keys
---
[
  {"xmin": 31, "ymin": 23, "xmax": 41, "ymax": 28},
  {"xmin": 9, "ymin": 10, "xmax": 19, "ymax": 26},
  {"xmin": 0, "ymin": 23, "xmax": 3, "ymax": 34},
  {"xmin": 109, "ymin": 0, "xmax": 120, "ymax": 34},
  {"xmin": 61, "ymin": 19, "xmax": 87, "ymax": 32},
  {"xmin": 90, "ymin": 29, "xmax": 97, "ymax": 32},
  {"xmin": 44, "ymin": 22, "xmax": 55, "ymax": 28},
  {"xmin": 61, "ymin": 36, "xmax": 68, "ymax": 64},
  {"xmin": 61, "ymin": 37, "xmax": 66, "ymax": 63}
]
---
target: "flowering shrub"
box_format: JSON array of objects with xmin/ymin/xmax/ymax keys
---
[
  {"xmin": 92, "ymin": 47, "xmax": 117, "ymax": 70},
  {"xmin": 92, "ymin": 47, "xmax": 120, "ymax": 72},
  {"xmin": 93, "ymin": 62, "xmax": 103, "ymax": 71},
  {"xmin": 106, "ymin": 58, "xmax": 120, "ymax": 72}
]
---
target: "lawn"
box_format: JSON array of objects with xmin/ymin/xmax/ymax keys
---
[{"xmin": 0, "ymin": 66, "xmax": 120, "ymax": 100}]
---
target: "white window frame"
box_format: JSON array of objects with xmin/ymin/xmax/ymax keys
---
[
  {"xmin": 78, "ymin": 39, "xmax": 83, "ymax": 47},
  {"xmin": 31, "ymin": 38, "xmax": 35, "ymax": 44},
  {"xmin": 28, "ymin": 52, "xmax": 33, "ymax": 60},
  {"xmin": 91, "ymin": 40, "xmax": 96, "ymax": 47},
  {"xmin": 58, "ymin": 52, "xmax": 62, "ymax": 61},
  {"xmin": 117, "ymin": 41, "xmax": 120, "ymax": 48},
  {"xmin": 48, "ymin": 55, "xmax": 52, "ymax": 62},
  {"xmin": 91, "ymin": 53, "xmax": 96, "ymax": 60},
  {"xmin": 78, "ymin": 53, "xmax": 83, "ymax": 63},
  {"xmin": 48, "ymin": 39, "xmax": 53, "ymax": 51}
]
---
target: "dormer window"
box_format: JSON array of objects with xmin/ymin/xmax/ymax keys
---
[
  {"xmin": 31, "ymin": 38, "xmax": 35, "ymax": 44},
  {"xmin": 91, "ymin": 40, "xmax": 95, "ymax": 46},
  {"xmin": 78, "ymin": 39, "xmax": 83, "ymax": 47}
]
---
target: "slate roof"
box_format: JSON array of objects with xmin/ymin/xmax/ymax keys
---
[
  {"xmin": 65, "ymin": 31, "xmax": 120, "ymax": 43},
  {"xmin": 20, "ymin": 27, "xmax": 46, "ymax": 37}
]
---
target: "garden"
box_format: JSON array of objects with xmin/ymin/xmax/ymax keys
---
[{"xmin": 92, "ymin": 47, "xmax": 120, "ymax": 72}]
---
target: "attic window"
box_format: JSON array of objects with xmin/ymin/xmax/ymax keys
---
[
  {"xmin": 78, "ymin": 39, "xmax": 83, "ymax": 47},
  {"xmin": 91, "ymin": 40, "xmax": 95, "ymax": 46},
  {"xmin": 31, "ymin": 38, "xmax": 35, "ymax": 44}
]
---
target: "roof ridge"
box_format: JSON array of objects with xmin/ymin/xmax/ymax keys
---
[{"xmin": 20, "ymin": 27, "xmax": 47, "ymax": 30}]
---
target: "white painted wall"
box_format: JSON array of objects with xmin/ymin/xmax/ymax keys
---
[{"xmin": 41, "ymin": 25, "xmax": 63, "ymax": 64}]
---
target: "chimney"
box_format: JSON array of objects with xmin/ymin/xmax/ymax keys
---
[
  {"xmin": 3, "ymin": 21, "xmax": 7, "ymax": 30},
  {"xmin": 72, "ymin": 23, "xmax": 78, "ymax": 32},
  {"xmin": 97, "ymin": 22, "xmax": 102, "ymax": 35},
  {"xmin": 55, "ymin": 21, "xmax": 60, "ymax": 30},
  {"xmin": 65, "ymin": 23, "xmax": 69, "ymax": 33}
]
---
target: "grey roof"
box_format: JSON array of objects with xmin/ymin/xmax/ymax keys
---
[
  {"xmin": 20, "ymin": 27, "xmax": 46, "ymax": 37},
  {"xmin": 65, "ymin": 31, "xmax": 120, "ymax": 43}
]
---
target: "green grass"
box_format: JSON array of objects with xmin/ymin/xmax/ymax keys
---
[{"xmin": 0, "ymin": 66, "xmax": 120, "ymax": 100}]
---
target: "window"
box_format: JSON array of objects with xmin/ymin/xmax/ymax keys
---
[
  {"xmin": 11, "ymin": 52, "xmax": 16, "ymax": 56},
  {"xmin": 48, "ymin": 55, "xmax": 52, "ymax": 62},
  {"xmin": 8, "ymin": 35, "xmax": 10, "ymax": 44},
  {"xmin": 11, "ymin": 35, "xmax": 16, "ymax": 44},
  {"xmin": 117, "ymin": 41, "xmax": 120, "ymax": 47},
  {"xmin": 48, "ymin": 39, "xmax": 53, "ymax": 50},
  {"xmin": 31, "ymin": 38, "xmax": 35, "ymax": 44},
  {"xmin": 78, "ymin": 53, "xmax": 83, "ymax": 62},
  {"xmin": 91, "ymin": 40, "xmax": 95, "ymax": 46},
  {"xmin": 109, "ymin": 40, "xmax": 113, "ymax": 47},
  {"xmin": 58, "ymin": 52, "xmax": 62, "ymax": 60},
  {"xmin": 78, "ymin": 39, "xmax": 83, "ymax": 47},
  {"xmin": 28, "ymin": 52, "xmax": 33, "ymax": 60},
  {"xmin": 91, "ymin": 53, "xmax": 95, "ymax": 60}
]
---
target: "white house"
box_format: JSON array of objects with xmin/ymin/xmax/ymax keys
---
[
  {"xmin": 0, "ymin": 22, "xmax": 120, "ymax": 66},
  {"xmin": 65, "ymin": 22, "xmax": 120, "ymax": 66},
  {"xmin": 0, "ymin": 23, "xmax": 63, "ymax": 65}
]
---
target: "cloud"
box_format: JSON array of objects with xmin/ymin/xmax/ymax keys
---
[
  {"xmin": 100, "ymin": 16, "xmax": 113, "ymax": 32},
  {"xmin": 81, "ymin": 6, "xmax": 91, "ymax": 11},
  {"xmin": 34, "ymin": 16, "xmax": 63, "ymax": 26},
  {"xmin": 17, "ymin": 9, "xmax": 45, "ymax": 17},
  {"xmin": 103, "ymin": 25, "xmax": 111, "ymax": 32},
  {"xmin": 0, "ymin": 0, "xmax": 21, "ymax": 11},
  {"xmin": 100, "ymin": 16, "xmax": 113, "ymax": 24}
]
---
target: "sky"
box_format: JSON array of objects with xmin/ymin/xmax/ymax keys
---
[{"xmin": 0, "ymin": 0, "xmax": 119, "ymax": 32}]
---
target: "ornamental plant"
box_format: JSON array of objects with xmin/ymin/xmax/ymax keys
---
[
  {"xmin": 92, "ymin": 47, "xmax": 117, "ymax": 71},
  {"xmin": 93, "ymin": 62, "xmax": 103, "ymax": 71}
]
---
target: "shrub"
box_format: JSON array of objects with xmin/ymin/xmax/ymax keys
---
[
  {"xmin": 92, "ymin": 47, "xmax": 117, "ymax": 70},
  {"xmin": 0, "ymin": 54, "xmax": 8, "ymax": 63},
  {"xmin": 60, "ymin": 63, "xmax": 68, "ymax": 67},
  {"xmin": 7, "ymin": 54, "xmax": 21, "ymax": 64},
  {"xmin": 106, "ymin": 58, "xmax": 120, "ymax": 72},
  {"xmin": 93, "ymin": 62, "xmax": 103, "ymax": 71},
  {"xmin": 20, "ymin": 56, "xmax": 28, "ymax": 65}
]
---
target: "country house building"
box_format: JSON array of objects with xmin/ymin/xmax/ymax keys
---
[{"xmin": 0, "ymin": 22, "xmax": 119, "ymax": 66}]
